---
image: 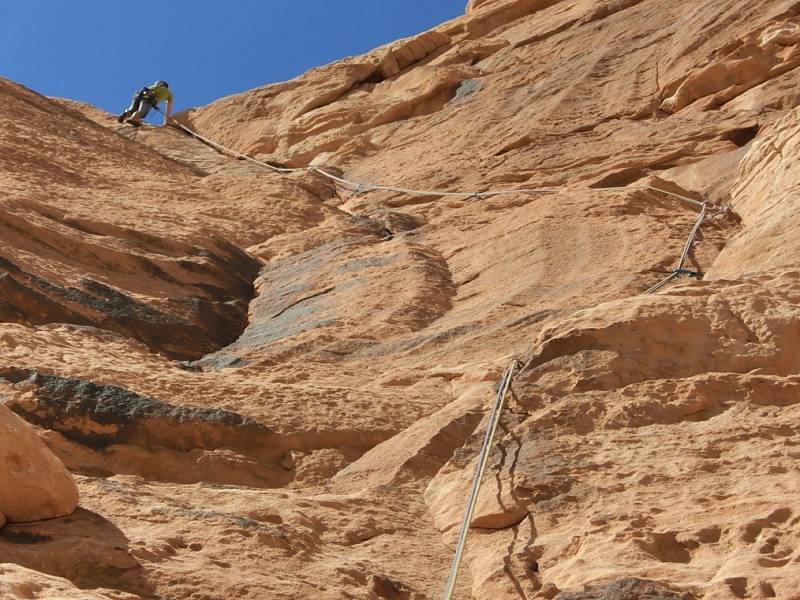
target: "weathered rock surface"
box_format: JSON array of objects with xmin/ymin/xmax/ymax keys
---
[
  {"xmin": 555, "ymin": 577, "xmax": 694, "ymax": 600},
  {"xmin": 0, "ymin": 404, "xmax": 78, "ymax": 523},
  {"xmin": 2, "ymin": 0, "xmax": 800, "ymax": 598},
  {"xmin": 0, "ymin": 564, "xmax": 133, "ymax": 600},
  {"xmin": 708, "ymin": 111, "xmax": 800, "ymax": 279}
]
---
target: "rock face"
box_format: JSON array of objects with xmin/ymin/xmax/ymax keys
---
[
  {"xmin": 0, "ymin": 80, "xmax": 262, "ymax": 361},
  {"xmin": 0, "ymin": 404, "xmax": 78, "ymax": 523},
  {"xmin": 708, "ymin": 110, "xmax": 800, "ymax": 279},
  {"xmin": 2, "ymin": 0, "xmax": 800, "ymax": 598}
]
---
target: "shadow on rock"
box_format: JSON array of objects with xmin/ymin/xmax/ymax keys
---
[{"xmin": 0, "ymin": 507, "xmax": 157, "ymax": 598}]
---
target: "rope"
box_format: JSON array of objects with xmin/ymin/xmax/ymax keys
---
[
  {"xmin": 158, "ymin": 116, "xmax": 715, "ymax": 295},
  {"xmin": 676, "ymin": 203, "xmax": 707, "ymax": 271},
  {"xmin": 156, "ymin": 112, "xmax": 707, "ymax": 209},
  {"xmin": 441, "ymin": 358, "xmax": 524, "ymax": 600},
  {"xmin": 439, "ymin": 200, "xmax": 709, "ymax": 591},
  {"xmin": 643, "ymin": 186, "xmax": 705, "ymax": 209},
  {"xmin": 642, "ymin": 270, "xmax": 681, "ymax": 295},
  {"xmin": 643, "ymin": 202, "xmax": 707, "ymax": 295},
  {"xmin": 152, "ymin": 106, "xmax": 301, "ymax": 173},
  {"xmin": 438, "ymin": 200, "xmax": 709, "ymax": 594},
  {"xmin": 310, "ymin": 166, "xmax": 560, "ymax": 199},
  {"xmin": 174, "ymin": 122, "xmax": 303, "ymax": 174}
]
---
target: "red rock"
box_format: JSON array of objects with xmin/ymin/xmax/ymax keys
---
[
  {"xmin": 0, "ymin": 405, "xmax": 78, "ymax": 523},
  {"xmin": 2, "ymin": 0, "xmax": 800, "ymax": 597}
]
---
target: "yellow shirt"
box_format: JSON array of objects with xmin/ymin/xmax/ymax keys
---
[{"xmin": 148, "ymin": 85, "xmax": 174, "ymax": 103}]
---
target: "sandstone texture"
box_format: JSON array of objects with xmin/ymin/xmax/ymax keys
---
[
  {"xmin": 0, "ymin": 404, "xmax": 78, "ymax": 523},
  {"xmin": 2, "ymin": 0, "xmax": 800, "ymax": 598}
]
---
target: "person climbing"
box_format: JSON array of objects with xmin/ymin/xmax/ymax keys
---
[{"xmin": 117, "ymin": 80, "xmax": 174, "ymax": 127}]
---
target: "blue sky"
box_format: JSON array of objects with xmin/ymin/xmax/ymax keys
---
[{"xmin": 0, "ymin": 1, "xmax": 466, "ymax": 119}]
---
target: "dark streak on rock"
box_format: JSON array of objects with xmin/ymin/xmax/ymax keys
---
[
  {"xmin": 270, "ymin": 286, "xmax": 336, "ymax": 319},
  {"xmin": 1, "ymin": 368, "xmax": 270, "ymax": 450},
  {"xmin": 555, "ymin": 577, "xmax": 696, "ymax": 600}
]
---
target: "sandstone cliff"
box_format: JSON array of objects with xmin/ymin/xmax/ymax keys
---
[{"xmin": 1, "ymin": 0, "xmax": 799, "ymax": 598}]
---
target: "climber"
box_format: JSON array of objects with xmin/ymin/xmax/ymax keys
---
[{"xmin": 117, "ymin": 80, "xmax": 174, "ymax": 127}]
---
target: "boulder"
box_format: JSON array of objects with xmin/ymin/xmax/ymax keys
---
[{"xmin": 0, "ymin": 404, "xmax": 79, "ymax": 524}]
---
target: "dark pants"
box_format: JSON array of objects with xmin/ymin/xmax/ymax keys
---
[
  {"xmin": 120, "ymin": 90, "xmax": 156, "ymax": 121},
  {"xmin": 128, "ymin": 92, "xmax": 156, "ymax": 116}
]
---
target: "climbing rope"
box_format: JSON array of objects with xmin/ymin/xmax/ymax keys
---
[
  {"xmin": 640, "ymin": 186, "xmax": 704, "ymax": 209},
  {"xmin": 173, "ymin": 122, "xmax": 304, "ymax": 174},
  {"xmin": 146, "ymin": 110, "xmax": 720, "ymax": 303},
  {"xmin": 643, "ymin": 202, "xmax": 708, "ymax": 295},
  {"xmin": 158, "ymin": 118, "xmax": 718, "ymax": 297},
  {"xmin": 438, "ymin": 201, "xmax": 711, "ymax": 595},
  {"xmin": 439, "ymin": 199, "xmax": 711, "ymax": 595},
  {"xmin": 441, "ymin": 358, "xmax": 524, "ymax": 600},
  {"xmin": 156, "ymin": 112, "xmax": 707, "ymax": 211},
  {"xmin": 160, "ymin": 116, "xmax": 718, "ymax": 296},
  {"xmin": 309, "ymin": 166, "xmax": 560, "ymax": 199}
]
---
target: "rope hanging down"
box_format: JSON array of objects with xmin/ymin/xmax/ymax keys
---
[
  {"xmin": 439, "ymin": 200, "xmax": 710, "ymax": 595},
  {"xmin": 441, "ymin": 359, "xmax": 524, "ymax": 600},
  {"xmin": 643, "ymin": 202, "xmax": 708, "ymax": 295},
  {"xmin": 440, "ymin": 202, "xmax": 710, "ymax": 595}
]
